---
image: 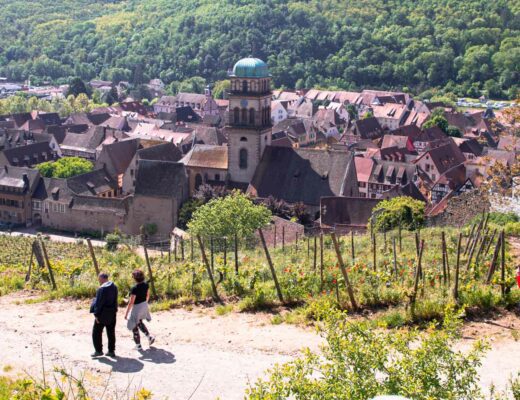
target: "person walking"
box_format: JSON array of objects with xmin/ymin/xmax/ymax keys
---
[
  {"xmin": 90, "ymin": 272, "xmax": 118, "ymax": 358},
  {"xmin": 125, "ymin": 269, "xmax": 155, "ymax": 351}
]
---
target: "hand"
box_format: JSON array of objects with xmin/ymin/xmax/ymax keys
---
[
  {"xmin": 95, "ymin": 318, "xmax": 100, "ymax": 324},
  {"xmin": 124, "ymin": 314, "xmax": 128, "ymax": 320}
]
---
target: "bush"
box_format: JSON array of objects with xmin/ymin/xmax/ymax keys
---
[
  {"xmin": 105, "ymin": 233, "xmax": 120, "ymax": 251},
  {"xmin": 36, "ymin": 157, "xmax": 93, "ymax": 178},
  {"xmin": 372, "ymin": 196, "xmax": 425, "ymax": 232},
  {"xmin": 505, "ymin": 222, "xmax": 520, "ymax": 237},
  {"xmin": 246, "ymin": 308, "xmax": 487, "ymax": 400}
]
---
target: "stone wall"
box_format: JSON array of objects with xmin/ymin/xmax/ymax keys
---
[{"xmin": 427, "ymin": 190, "xmax": 490, "ymax": 227}]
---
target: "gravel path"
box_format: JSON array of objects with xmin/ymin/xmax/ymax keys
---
[
  {"xmin": 0, "ymin": 293, "xmax": 322, "ymax": 399},
  {"xmin": 1, "ymin": 291, "xmax": 520, "ymax": 399}
]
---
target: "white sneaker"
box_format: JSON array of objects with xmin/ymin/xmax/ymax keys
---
[{"xmin": 135, "ymin": 344, "xmax": 143, "ymax": 351}]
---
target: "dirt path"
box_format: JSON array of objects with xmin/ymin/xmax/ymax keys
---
[
  {"xmin": 1, "ymin": 291, "xmax": 520, "ymax": 399},
  {"xmin": 0, "ymin": 292, "xmax": 322, "ymax": 399}
]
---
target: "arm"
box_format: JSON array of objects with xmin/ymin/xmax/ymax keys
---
[
  {"xmin": 146, "ymin": 288, "xmax": 150, "ymax": 303},
  {"xmin": 94, "ymin": 287, "xmax": 106, "ymax": 320},
  {"xmin": 125, "ymin": 295, "xmax": 136, "ymax": 320}
]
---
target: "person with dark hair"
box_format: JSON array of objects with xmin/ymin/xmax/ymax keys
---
[
  {"xmin": 90, "ymin": 272, "xmax": 118, "ymax": 358},
  {"xmin": 125, "ymin": 269, "xmax": 155, "ymax": 351}
]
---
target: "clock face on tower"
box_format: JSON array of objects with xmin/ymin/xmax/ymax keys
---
[{"xmin": 240, "ymin": 99, "xmax": 249, "ymax": 107}]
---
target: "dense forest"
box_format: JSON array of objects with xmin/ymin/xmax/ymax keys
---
[{"xmin": 0, "ymin": 0, "xmax": 519, "ymax": 98}]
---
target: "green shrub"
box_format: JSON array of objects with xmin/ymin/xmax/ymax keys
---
[
  {"xmin": 105, "ymin": 233, "xmax": 120, "ymax": 251},
  {"xmin": 505, "ymin": 222, "xmax": 520, "ymax": 237},
  {"xmin": 372, "ymin": 196, "xmax": 425, "ymax": 232}
]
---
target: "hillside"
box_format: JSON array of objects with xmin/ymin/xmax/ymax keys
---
[{"xmin": 0, "ymin": 0, "xmax": 519, "ymax": 98}]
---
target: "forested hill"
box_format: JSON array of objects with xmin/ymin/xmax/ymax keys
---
[{"xmin": 0, "ymin": 0, "xmax": 519, "ymax": 98}]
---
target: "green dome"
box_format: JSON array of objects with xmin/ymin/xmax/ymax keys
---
[{"xmin": 231, "ymin": 57, "xmax": 270, "ymax": 78}]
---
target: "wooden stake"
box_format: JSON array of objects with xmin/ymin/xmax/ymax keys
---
[
  {"xmin": 196, "ymin": 235, "xmax": 220, "ymax": 302},
  {"xmin": 25, "ymin": 246, "xmax": 34, "ymax": 282},
  {"xmin": 398, "ymin": 224, "xmax": 402, "ymax": 253},
  {"xmin": 282, "ymin": 226, "xmax": 285, "ymax": 251},
  {"xmin": 411, "ymin": 239, "xmax": 425, "ymax": 317},
  {"xmin": 485, "ymin": 229, "xmax": 497, "ymax": 257},
  {"xmin": 258, "ymin": 228, "xmax": 284, "ymax": 303},
  {"xmin": 453, "ymin": 233, "xmax": 462, "ymax": 302},
  {"xmin": 351, "ymin": 231, "xmax": 355, "ymax": 263},
  {"xmin": 274, "ymin": 224, "xmax": 277, "ymax": 249},
  {"xmin": 465, "ymin": 221, "xmax": 482, "ymax": 271},
  {"xmin": 464, "ymin": 222, "xmax": 477, "ymax": 255},
  {"xmin": 223, "ymin": 237, "xmax": 227, "ymax": 266},
  {"xmin": 87, "ymin": 239, "xmax": 100, "ymax": 276},
  {"xmin": 392, "ymin": 237, "xmax": 398, "ymax": 278},
  {"xmin": 372, "ymin": 233, "xmax": 377, "ymax": 271},
  {"xmin": 210, "ymin": 237, "xmax": 214, "ymax": 273},
  {"xmin": 441, "ymin": 232, "xmax": 447, "ymax": 285},
  {"xmin": 320, "ymin": 233, "xmax": 324, "ymax": 279},
  {"xmin": 313, "ymin": 236, "xmax": 317, "ymax": 272},
  {"xmin": 500, "ymin": 230, "xmax": 506, "ymax": 298},
  {"xmin": 486, "ymin": 232, "xmax": 503, "ymax": 284},
  {"xmin": 331, "ymin": 233, "xmax": 358, "ymax": 310},
  {"xmin": 143, "ymin": 244, "xmax": 157, "ymax": 299},
  {"xmin": 234, "ymin": 233, "xmax": 239, "ymax": 274},
  {"xmin": 181, "ymin": 238, "xmax": 185, "ymax": 261},
  {"xmin": 39, "ymin": 239, "xmax": 56, "ymax": 290}
]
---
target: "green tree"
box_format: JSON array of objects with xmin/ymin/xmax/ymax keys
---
[
  {"xmin": 67, "ymin": 77, "xmax": 89, "ymax": 98},
  {"xmin": 187, "ymin": 191, "xmax": 272, "ymax": 239},
  {"xmin": 36, "ymin": 157, "xmax": 94, "ymax": 178},
  {"xmin": 371, "ymin": 196, "xmax": 425, "ymax": 232},
  {"xmin": 212, "ymin": 80, "xmax": 230, "ymax": 99},
  {"xmin": 423, "ymin": 108, "xmax": 449, "ymax": 133}
]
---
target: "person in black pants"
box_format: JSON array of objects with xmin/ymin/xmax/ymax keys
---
[{"xmin": 90, "ymin": 272, "xmax": 118, "ymax": 358}]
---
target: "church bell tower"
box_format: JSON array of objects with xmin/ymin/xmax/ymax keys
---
[{"xmin": 226, "ymin": 57, "xmax": 272, "ymax": 184}]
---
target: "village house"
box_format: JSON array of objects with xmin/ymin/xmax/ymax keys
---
[
  {"xmin": 0, "ymin": 141, "xmax": 58, "ymax": 168},
  {"xmin": 154, "ymin": 87, "xmax": 219, "ymax": 117},
  {"xmin": 271, "ymin": 100, "xmax": 289, "ymax": 125},
  {"xmin": 0, "ymin": 165, "xmax": 40, "ymax": 226},
  {"xmin": 414, "ymin": 139, "xmax": 466, "ymax": 184},
  {"xmin": 181, "ymin": 144, "xmax": 228, "ymax": 195}
]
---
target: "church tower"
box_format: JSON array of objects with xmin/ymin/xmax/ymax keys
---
[{"xmin": 227, "ymin": 57, "xmax": 272, "ymax": 184}]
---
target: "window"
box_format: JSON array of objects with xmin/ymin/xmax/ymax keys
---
[
  {"xmin": 240, "ymin": 136, "xmax": 248, "ymax": 142},
  {"xmin": 242, "ymin": 80, "xmax": 248, "ymax": 92},
  {"xmin": 215, "ymin": 174, "xmax": 220, "ymax": 182},
  {"xmin": 195, "ymin": 174, "xmax": 203, "ymax": 190},
  {"xmin": 32, "ymin": 201, "xmax": 41, "ymax": 210},
  {"xmin": 233, "ymin": 108, "xmax": 240, "ymax": 124},
  {"xmin": 241, "ymin": 108, "xmax": 247, "ymax": 124},
  {"xmin": 249, "ymin": 108, "xmax": 255, "ymax": 124},
  {"xmin": 239, "ymin": 148, "xmax": 248, "ymax": 169}
]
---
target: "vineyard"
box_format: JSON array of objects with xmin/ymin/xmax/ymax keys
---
[{"xmin": 0, "ymin": 216, "xmax": 518, "ymax": 327}]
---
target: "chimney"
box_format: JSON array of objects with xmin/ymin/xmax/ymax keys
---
[{"xmin": 3, "ymin": 165, "xmax": 7, "ymax": 173}]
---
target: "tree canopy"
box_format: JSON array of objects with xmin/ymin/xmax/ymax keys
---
[
  {"xmin": 187, "ymin": 191, "xmax": 272, "ymax": 239},
  {"xmin": 371, "ymin": 196, "xmax": 425, "ymax": 232},
  {"xmin": 36, "ymin": 157, "xmax": 94, "ymax": 178},
  {"xmin": 0, "ymin": 0, "xmax": 518, "ymax": 98}
]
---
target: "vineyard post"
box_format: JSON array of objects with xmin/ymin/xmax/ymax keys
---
[
  {"xmin": 307, "ymin": 236, "xmax": 310, "ymax": 260},
  {"xmin": 210, "ymin": 237, "xmax": 214, "ymax": 274},
  {"xmin": 295, "ymin": 232, "xmax": 299, "ymax": 251},
  {"xmin": 223, "ymin": 237, "xmax": 227, "ymax": 266},
  {"xmin": 196, "ymin": 235, "xmax": 220, "ymax": 302},
  {"xmin": 441, "ymin": 232, "xmax": 447, "ymax": 285},
  {"xmin": 392, "ymin": 237, "xmax": 398, "ymax": 278},
  {"xmin": 190, "ymin": 237, "xmax": 194, "ymax": 262},
  {"xmin": 143, "ymin": 243, "xmax": 157, "ymax": 300},
  {"xmin": 181, "ymin": 238, "xmax": 185, "ymax": 261},
  {"xmin": 351, "ymin": 231, "xmax": 355, "ymax": 263},
  {"xmin": 500, "ymin": 230, "xmax": 505, "ymax": 298},
  {"xmin": 174, "ymin": 237, "xmax": 177, "ymax": 261},
  {"xmin": 372, "ymin": 232, "xmax": 377, "ymax": 271},
  {"xmin": 320, "ymin": 233, "xmax": 324, "ymax": 278},
  {"xmin": 464, "ymin": 222, "xmax": 477, "ymax": 255},
  {"xmin": 313, "ymin": 235, "xmax": 317, "ymax": 272},
  {"xmin": 39, "ymin": 239, "xmax": 57, "ymax": 291},
  {"xmin": 25, "ymin": 246, "xmax": 34, "ymax": 282},
  {"xmin": 282, "ymin": 226, "xmax": 285, "ymax": 251},
  {"xmin": 383, "ymin": 229, "xmax": 387, "ymax": 252},
  {"xmin": 465, "ymin": 221, "xmax": 482, "ymax": 271},
  {"xmin": 331, "ymin": 233, "xmax": 357, "ymax": 310},
  {"xmin": 485, "ymin": 229, "xmax": 497, "ymax": 256},
  {"xmin": 410, "ymin": 239, "xmax": 425, "ymax": 318},
  {"xmin": 87, "ymin": 239, "xmax": 100, "ymax": 276},
  {"xmin": 486, "ymin": 232, "xmax": 503, "ymax": 284},
  {"xmin": 474, "ymin": 228, "xmax": 489, "ymax": 266},
  {"xmin": 234, "ymin": 233, "xmax": 239, "ymax": 274},
  {"xmin": 453, "ymin": 233, "xmax": 462, "ymax": 302},
  {"xmin": 398, "ymin": 224, "xmax": 402, "ymax": 253},
  {"xmin": 274, "ymin": 224, "xmax": 277, "ymax": 249},
  {"xmin": 258, "ymin": 228, "xmax": 284, "ymax": 303},
  {"xmin": 414, "ymin": 231, "xmax": 420, "ymax": 258}
]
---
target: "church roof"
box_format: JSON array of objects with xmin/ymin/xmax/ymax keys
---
[{"xmin": 230, "ymin": 58, "xmax": 270, "ymax": 78}]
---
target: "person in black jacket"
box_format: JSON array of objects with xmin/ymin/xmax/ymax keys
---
[{"xmin": 90, "ymin": 272, "xmax": 118, "ymax": 358}]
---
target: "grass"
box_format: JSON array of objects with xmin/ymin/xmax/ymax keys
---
[{"xmin": 0, "ymin": 223, "xmax": 517, "ymax": 328}]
